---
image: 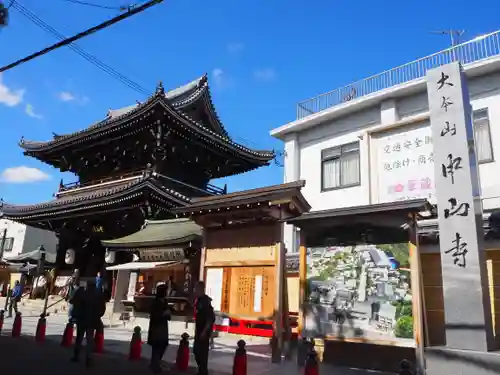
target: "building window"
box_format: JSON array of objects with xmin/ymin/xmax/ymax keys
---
[
  {"xmin": 1, "ymin": 237, "xmax": 14, "ymax": 252},
  {"xmin": 474, "ymin": 109, "xmax": 494, "ymax": 164},
  {"xmin": 321, "ymin": 142, "xmax": 360, "ymax": 191}
]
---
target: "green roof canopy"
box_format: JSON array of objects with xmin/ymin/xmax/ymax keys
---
[{"xmin": 101, "ymin": 218, "xmax": 202, "ymax": 249}]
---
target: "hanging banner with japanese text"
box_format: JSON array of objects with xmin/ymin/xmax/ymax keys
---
[
  {"xmin": 374, "ymin": 123, "xmax": 435, "ymax": 204},
  {"xmin": 426, "ymin": 61, "xmax": 492, "ymax": 351}
]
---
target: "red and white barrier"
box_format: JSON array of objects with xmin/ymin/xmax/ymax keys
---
[{"xmin": 213, "ymin": 313, "xmax": 299, "ymax": 338}]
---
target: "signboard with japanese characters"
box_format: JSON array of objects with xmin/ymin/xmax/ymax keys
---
[
  {"xmin": 426, "ymin": 62, "xmax": 492, "ymax": 351},
  {"xmin": 375, "ymin": 123, "xmax": 436, "ymax": 203}
]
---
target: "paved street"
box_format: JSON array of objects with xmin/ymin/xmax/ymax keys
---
[
  {"xmin": 0, "ymin": 299, "xmax": 394, "ymax": 375},
  {"xmin": 0, "ymin": 313, "xmax": 276, "ymax": 375},
  {"xmin": 0, "ymin": 334, "xmax": 159, "ymax": 375}
]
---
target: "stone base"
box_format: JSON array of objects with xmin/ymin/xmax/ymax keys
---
[
  {"xmin": 425, "ymin": 347, "xmax": 500, "ymax": 375},
  {"xmin": 321, "ymin": 340, "xmax": 416, "ymax": 373}
]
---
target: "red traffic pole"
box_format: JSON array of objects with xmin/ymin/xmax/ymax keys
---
[
  {"xmin": 0, "ymin": 309, "xmax": 4, "ymax": 334},
  {"xmin": 304, "ymin": 348, "xmax": 319, "ymax": 375},
  {"xmin": 11, "ymin": 312, "xmax": 22, "ymax": 338},
  {"xmin": 232, "ymin": 339, "xmax": 247, "ymax": 375},
  {"xmin": 94, "ymin": 321, "xmax": 104, "ymax": 353},
  {"xmin": 176, "ymin": 332, "xmax": 190, "ymax": 371},
  {"xmin": 35, "ymin": 313, "xmax": 47, "ymax": 343},
  {"xmin": 399, "ymin": 359, "xmax": 414, "ymax": 375},
  {"xmin": 61, "ymin": 321, "xmax": 74, "ymax": 347},
  {"xmin": 129, "ymin": 326, "xmax": 142, "ymax": 361}
]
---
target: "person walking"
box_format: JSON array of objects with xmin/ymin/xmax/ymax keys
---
[
  {"xmin": 193, "ymin": 281, "xmax": 215, "ymax": 375},
  {"xmin": 147, "ymin": 284, "xmax": 171, "ymax": 373},
  {"xmin": 7, "ymin": 280, "xmax": 22, "ymax": 318},
  {"xmin": 70, "ymin": 281, "xmax": 106, "ymax": 367},
  {"xmin": 166, "ymin": 276, "xmax": 177, "ymax": 297},
  {"xmin": 65, "ymin": 275, "xmax": 79, "ymax": 323},
  {"xmin": 95, "ymin": 271, "xmax": 103, "ymax": 292}
]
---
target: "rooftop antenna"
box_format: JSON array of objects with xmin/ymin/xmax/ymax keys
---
[{"xmin": 430, "ymin": 29, "xmax": 466, "ymax": 47}]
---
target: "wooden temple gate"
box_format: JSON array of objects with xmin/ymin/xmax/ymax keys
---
[
  {"xmin": 173, "ymin": 180, "xmax": 311, "ymax": 361},
  {"xmin": 0, "ymin": 75, "xmax": 275, "ymax": 280}
]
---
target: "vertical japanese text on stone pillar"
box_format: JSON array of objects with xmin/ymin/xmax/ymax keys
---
[{"xmin": 427, "ymin": 62, "xmax": 493, "ymax": 352}]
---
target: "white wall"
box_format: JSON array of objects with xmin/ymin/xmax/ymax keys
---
[
  {"xmin": 0, "ymin": 219, "xmax": 58, "ymax": 258},
  {"xmin": 281, "ymin": 72, "xmax": 500, "ymax": 252},
  {"xmin": 0, "ymin": 219, "xmax": 27, "ymax": 257},
  {"xmin": 23, "ymin": 226, "xmax": 59, "ymax": 256},
  {"xmin": 297, "ymin": 106, "xmax": 380, "ymax": 211}
]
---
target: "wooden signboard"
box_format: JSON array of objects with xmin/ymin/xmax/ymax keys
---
[{"xmin": 138, "ymin": 248, "xmax": 185, "ymax": 262}]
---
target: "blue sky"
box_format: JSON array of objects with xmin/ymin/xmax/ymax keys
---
[{"xmin": 0, "ymin": 0, "xmax": 498, "ymax": 205}]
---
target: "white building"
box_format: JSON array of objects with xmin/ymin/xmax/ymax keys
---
[
  {"xmin": 0, "ymin": 218, "xmax": 58, "ymax": 259},
  {"xmin": 271, "ymin": 31, "xmax": 500, "ymax": 253}
]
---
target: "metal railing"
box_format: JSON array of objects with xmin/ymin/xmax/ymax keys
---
[
  {"xmin": 59, "ymin": 170, "xmax": 227, "ymax": 196},
  {"xmin": 296, "ymin": 30, "xmax": 500, "ymax": 119},
  {"xmin": 59, "ymin": 170, "xmax": 143, "ymax": 192}
]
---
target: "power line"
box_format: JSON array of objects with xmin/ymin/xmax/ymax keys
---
[
  {"xmin": 59, "ymin": 0, "xmax": 139, "ymax": 12},
  {"xmin": 0, "ymin": 0, "xmax": 164, "ymax": 73},
  {"xmin": 11, "ymin": 1, "xmax": 150, "ymax": 96},
  {"xmin": 9, "ymin": 1, "xmax": 261, "ymax": 149}
]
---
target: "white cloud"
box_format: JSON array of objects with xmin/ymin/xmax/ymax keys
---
[
  {"xmin": 227, "ymin": 42, "xmax": 244, "ymax": 54},
  {"xmin": 0, "ymin": 166, "xmax": 51, "ymax": 183},
  {"xmin": 211, "ymin": 68, "xmax": 235, "ymax": 91},
  {"xmin": 58, "ymin": 91, "xmax": 89, "ymax": 105},
  {"xmin": 212, "ymin": 68, "xmax": 234, "ymax": 90},
  {"xmin": 25, "ymin": 104, "xmax": 43, "ymax": 119},
  {"xmin": 0, "ymin": 74, "xmax": 25, "ymax": 107},
  {"xmin": 212, "ymin": 68, "xmax": 224, "ymax": 86},
  {"xmin": 253, "ymin": 68, "xmax": 276, "ymax": 82},
  {"xmin": 59, "ymin": 91, "xmax": 75, "ymax": 102},
  {"xmin": 80, "ymin": 95, "xmax": 89, "ymax": 105}
]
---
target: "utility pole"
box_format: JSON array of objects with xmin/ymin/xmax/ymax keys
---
[
  {"xmin": 0, "ymin": 0, "xmax": 164, "ymax": 73},
  {"xmin": 0, "ymin": 1, "xmax": 13, "ymax": 28},
  {"xmin": 0, "ymin": 2, "xmax": 8, "ymax": 28},
  {"xmin": 430, "ymin": 29, "xmax": 466, "ymax": 61},
  {"xmin": 430, "ymin": 29, "xmax": 466, "ymax": 47}
]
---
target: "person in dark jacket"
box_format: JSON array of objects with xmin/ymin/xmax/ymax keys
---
[
  {"xmin": 70, "ymin": 281, "xmax": 106, "ymax": 367},
  {"xmin": 193, "ymin": 281, "xmax": 215, "ymax": 375},
  {"xmin": 148, "ymin": 284, "xmax": 171, "ymax": 373},
  {"xmin": 65, "ymin": 275, "xmax": 79, "ymax": 323}
]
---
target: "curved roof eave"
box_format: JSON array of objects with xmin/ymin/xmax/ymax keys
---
[
  {"xmin": 173, "ymin": 80, "xmax": 229, "ymax": 138},
  {"xmin": 0, "ymin": 177, "xmax": 190, "ymax": 219},
  {"xmin": 101, "ymin": 218, "xmax": 202, "ymax": 248},
  {"xmin": 154, "ymin": 97, "xmax": 276, "ymax": 162},
  {"xmin": 18, "ymin": 75, "xmax": 211, "ymax": 151},
  {"xmin": 19, "ymin": 93, "xmax": 275, "ymax": 163},
  {"xmin": 18, "ymin": 90, "xmax": 162, "ymax": 151}
]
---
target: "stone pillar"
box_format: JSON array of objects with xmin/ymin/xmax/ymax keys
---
[{"xmin": 427, "ymin": 62, "xmax": 493, "ymax": 352}]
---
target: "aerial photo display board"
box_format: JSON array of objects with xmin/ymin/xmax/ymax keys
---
[{"xmin": 303, "ymin": 244, "xmax": 415, "ymax": 347}]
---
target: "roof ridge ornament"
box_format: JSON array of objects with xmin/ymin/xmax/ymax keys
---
[
  {"xmin": 143, "ymin": 163, "xmax": 153, "ymax": 178},
  {"xmin": 200, "ymin": 73, "xmax": 208, "ymax": 87},
  {"xmin": 156, "ymin": 81, "xmax": 164, "ymax": 95}
]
